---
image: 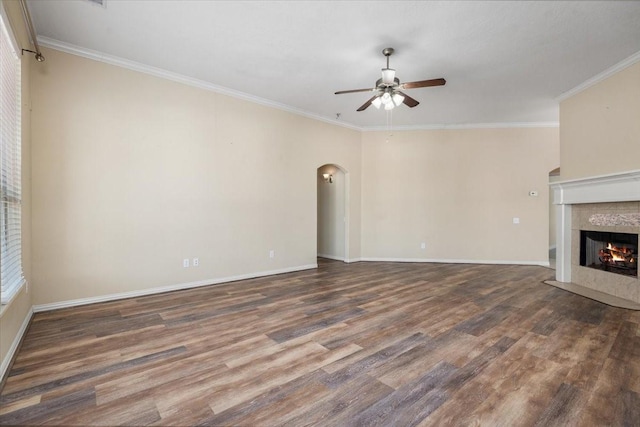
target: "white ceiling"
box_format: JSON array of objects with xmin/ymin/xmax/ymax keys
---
[{"xmin": 27, "ymin": 1, "xmax": 640, "ymax": 130}]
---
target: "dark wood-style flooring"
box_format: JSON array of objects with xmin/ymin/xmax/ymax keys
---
[{"xmin": 1, "ymin": 259, "xmax": 639, "ymax": 426}]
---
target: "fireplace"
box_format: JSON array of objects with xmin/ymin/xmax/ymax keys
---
[
  {"xmin": 580, "ymin": 231, "xmax": 638, "ymax": 277},
  {"xmin": 551, "ymin": 170, "xmax": 640, "ymax": 306}
]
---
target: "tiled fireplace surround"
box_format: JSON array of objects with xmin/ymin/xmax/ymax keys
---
[{"xmin": 552, "ymin": 170, "xmax": 640, "ymax": 306}]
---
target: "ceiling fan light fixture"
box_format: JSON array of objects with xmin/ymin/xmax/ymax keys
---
[
  {"xmin": 334, "ymin": 47, "xmax": 446, "ymax": 112},
  {"xmin": 381, "ymin": 68, "xmax": 395, "ymax": 85},
  {"xmin": 392, "ymin": 92, "xmax": 405, "ymax": 106}
]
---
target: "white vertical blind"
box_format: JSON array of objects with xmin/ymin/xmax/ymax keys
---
[{"xmin": 0, "ymin": 10, "xmax": 24, "ymax": 305}]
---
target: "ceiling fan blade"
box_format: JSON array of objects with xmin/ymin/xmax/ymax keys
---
[
  {"xmin": 357, "ymin": 95, "xmax": 378, "ymax": 111},
  {"xmin": 335, "ymin": 88, "xmax": 375, "ymax": 95},
  {"xmin": 397, "ymin": 91, "xmax": 419, "ymax": 108},
  {"xmin": 400, "ymin": 78, "xmax": 446, "ymax": 90}
]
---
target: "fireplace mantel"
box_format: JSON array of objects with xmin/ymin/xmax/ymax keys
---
[
  {"xmin": 550, "ymin": 170, "xmax": 640, "ymax": 306},
  {"xmin": 552, "ymin": 169, "xmax": 640, "ymax": 205}
]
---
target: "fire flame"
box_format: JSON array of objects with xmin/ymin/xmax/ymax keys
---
[
  {"xmin": 606, "ymin": 243, "xmax": 634, "ymax": 262},
  {"xmin": 596, "ymin": 241, "xmax": 637, "ymax": 274}
]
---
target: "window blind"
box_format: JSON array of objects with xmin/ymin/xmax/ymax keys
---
[{"xmin": 0, "ymin": 11, "xmax": 24, "ymax": 305}]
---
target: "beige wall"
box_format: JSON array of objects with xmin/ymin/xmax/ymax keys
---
[
  {"xmin": 560, "ymin": 61, "xmax": 640, "ymax": 180},
  {"xmin": 361, "ymin": 128, "xmax": 559, "ymax": 263},
  {"xmin": 0, "ymin": 0, "xmax": 33, "ymax": 375},
  {"xmin": 30, "ymin": 48, "xmax": 362, "ymax": 305}
]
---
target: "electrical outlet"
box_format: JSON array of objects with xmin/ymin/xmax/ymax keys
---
[
  {"xmin": 513, "ymin": 217, "xmax": 520, "ymax": 224},
  {"xmin": 183, "ymin": 258, "xmax": 189, "ymax": 268},
  {"xmin": 269, "ymin": 250, "xmax": 275, "ymax": 258},
  {"xmin": 421, "ymin": 242, "xmax": 426, "ymax": 249},
  {"xmin": 193, "ymin": 258, "xmax": 199, "ymax": 267}
]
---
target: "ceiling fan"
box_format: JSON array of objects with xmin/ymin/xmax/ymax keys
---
[{"xmin": 335, "ymin": 48, "xmax": 446, "ymax": 112}]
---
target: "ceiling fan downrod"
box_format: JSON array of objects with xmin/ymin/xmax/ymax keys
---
[{"xmin": 381, "ymin": 48, "xmax": 395, "ymax": 86}]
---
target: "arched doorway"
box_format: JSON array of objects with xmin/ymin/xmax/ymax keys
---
[
  {"xmin": 549, "ymin": 167, "xmax": 560, "ymax": 269},
  {"xmin": 317, "ymin": 164, "xmax": 348, "ymax": 261}
]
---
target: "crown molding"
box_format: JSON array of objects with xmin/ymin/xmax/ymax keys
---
[
  {"xmin": 37, "ymin": 37, "xmax": 362, "ymax": 132},
  {"xmin": 362, "ymin": 121, "xmax": 559, "ymax": 132},
  {"xmin": 38, "ymin": 36, "xmax": 561, "ymax": 133},
  {"xmin": 556, "ymin": 49, "xmax": 640, "ymax": 102}
]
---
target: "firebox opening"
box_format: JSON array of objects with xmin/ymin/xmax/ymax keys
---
[{"xmin": 580, "ymin": 230, "xmax": 638, "ymax": 277}]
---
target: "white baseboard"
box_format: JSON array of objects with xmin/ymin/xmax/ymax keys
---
[
  {"xmin": 317, "ymin": 254, "xmax": 345, "ymax": 262},
  {"xmin": 318, "ymin": 255, "xmax": 362, "ymax": 263},
  {"xmin": 359, "ymin": 257, "xmax": 550, "ymax": 267},
  {"xmin": 33, "ymin": 264, "xmax": 318, "ymax": 313},
  {"xmin": 1, "ymin": 306, "xmax": 34, "ymax": 381}
]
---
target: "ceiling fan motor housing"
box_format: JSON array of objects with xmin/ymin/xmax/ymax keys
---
[{"xmin": 376, "ymin": 77, "xmax": 400, "ymax": 89}]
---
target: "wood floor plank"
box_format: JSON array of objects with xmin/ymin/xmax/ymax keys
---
[
  {"xmin": 0, "ymin": 388, "xmax": 96, "ymax": 426},
  {"xmin": 198, "ymin": 370, "xmax": 331, "ymax": 426},
  {"xmin": 576, "ymin": 355, "xmax": 639, "ymax": 426},
  {"xmin": 0, "ymin": 394, "xmax": 40, "ymax": 416},
  {"xmin": 350, "ymin": 360, "xmax": 457, "ymax": 426},
  {"xmin": 533, "ymin": 382, "xmax": 584, "ymax": 427},
  {"xmin": 373, "ymin": 330, "xmax": 472, "ymax": 389},
  {"xmin": 618, "ymin": 389, "xmax": 640, "ymax": 426},
  {"xmin": 1, "ymin": 346, "xmax": 186, "ymax": 405},
  {"xmin": 207, "ymin": 342, "xmax": 362, "ymax": 415},
  {"xmin": 54, "ymin": 396, "xmax": 162, "ymax": 427},
  {"xmin": 1, "ymin": 259, "xmax": 639, "ymax": 426},
  {"xmin": 453, "ymin": 303, "xmax": 515, "ymax": 337},
  {"xmin": 279, "ymin": 374, "xmax": 394, "ymax": 427},
  {"xmin": 321, "ymin": 333, "xmax": 426, "ymax": 389},
  {"xmin": 460, "ymin": 354, "xmax": 569, "ymax": 426}
]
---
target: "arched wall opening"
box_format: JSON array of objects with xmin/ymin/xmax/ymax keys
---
[
  {"xmin": 549, "ymin": 166, "xmax": 561, "ymax": 267},
  {"xmin": 317, "ymin": 164, "xmax": 348, "ymax": 261}
]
